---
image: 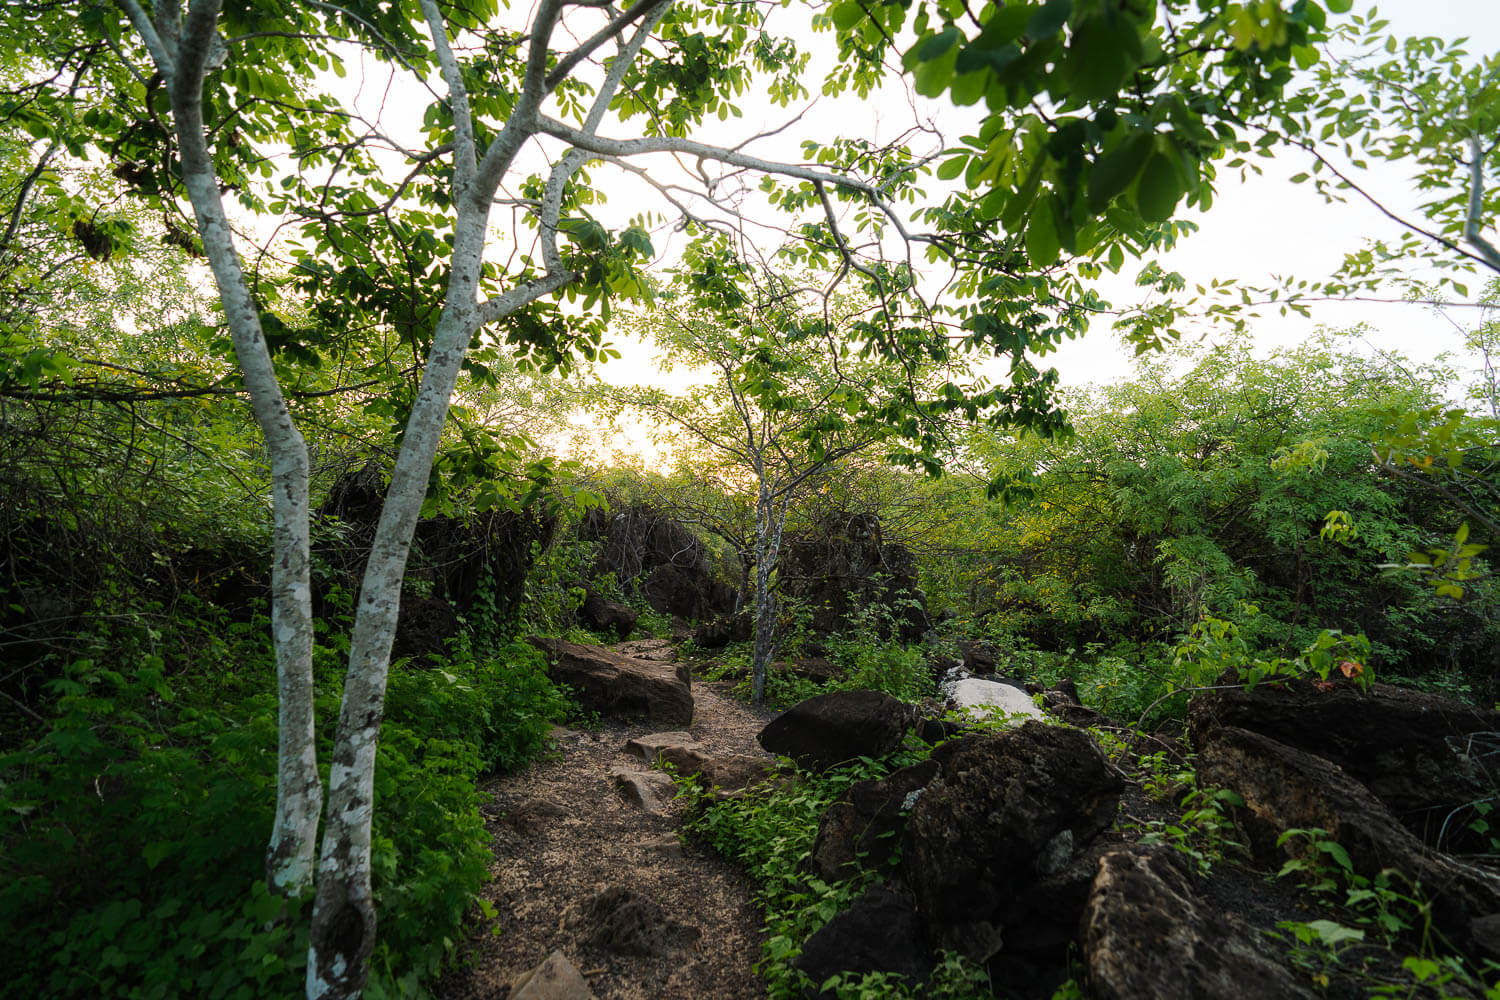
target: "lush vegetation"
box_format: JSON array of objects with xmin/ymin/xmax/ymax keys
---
[{"xmin": 3, "ymin": 0, "xmax": 1500, "ymax": 995}]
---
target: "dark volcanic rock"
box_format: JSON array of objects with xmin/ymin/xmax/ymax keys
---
[
  {"xmin": 807, "ymin": 759, "xmax": 941, "ymax": 881},
  {"xmin": 529, "ymin": 637, "xmax": 693, "ymax": 725},
  {"xmin": 1198, "ymin": 724, "xmax": 1500, "ymax": 961},
  {"xmin": 691, "ymin": 611, "xmax": 753, "ymax": 649},
  {"xmin": 779, "ymin": 511, "xmax": 929, "ymax": 642},
  {"xmin": 582, "ymin": 505, "xmax": 734, "ymax": 621},
  {"xmin": 793, "ymin": 885, "xmax": 933, "ymax": 991},
  {"xmin": 578, "ymin": 589, "xmax": 637, "ymax": 641},
  {"xmin": 392, "ymin": 592, "xmax": 461, "ymax": 662},
  {"xmin": 1082, "ymin": 846, "xmax": 1318, "ymax": 1000},
  {"xmin": 900, "ymin": 723, "xmax": 1123, "ymax": 960},
  {"xmin": 1189, "ymin": 678, "xmax": 1500, "ymax": 849},
  {"xmin": 757, "ymin": 689, "xmax": 917, "ymax": 772}
]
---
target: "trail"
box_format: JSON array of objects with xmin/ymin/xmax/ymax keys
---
[{"xmin": 436, "ymin": 638, "xmax": 776, "ymax": 999}]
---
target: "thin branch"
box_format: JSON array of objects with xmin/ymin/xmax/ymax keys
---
[
  {"xmin": 1464, "ymin": 135, "xmax": 1500, "ymax": 273},
  {"xmin": 545, "ymin": 0, "xmax": 666, "ymax": 90},
  {"xmin": 419, "ymin": 0, "xmax": 477, "ymax": 191},
  {"xmin": 536, "ymin": 116, "xmax": 919, "ymax": 243}
]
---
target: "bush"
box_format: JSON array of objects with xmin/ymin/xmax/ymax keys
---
[{"xmin": 0, "ymin": 605, "xmax": 569, "ymax": 998}]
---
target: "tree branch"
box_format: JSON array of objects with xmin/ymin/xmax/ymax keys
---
[
  {"xmin": 418, "ymin": 0, "xmax": 477, "ymax": 192},
  {"xmin": 1464, "ymin": 135, "xmax": 1500, "ymax": 273}
]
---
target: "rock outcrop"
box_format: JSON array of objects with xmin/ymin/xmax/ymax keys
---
[
  {"xmin": 902, "ymin": 723, "xmax": 1124, "ymax": 962},
  {"xmin": 1189, "ymin": 677, "xmax": 1500, "ymax": 849},
  {"xmin": 757, "ymin": 689, "xmax": 917, "ymax": 771},
  {"xmin": 1082, "ymin": 846, "xmax": 1318, "ymax": 1000},
  {"xmin": 529, "ymin": 638, "xmax": 693, "ymax": 725}
]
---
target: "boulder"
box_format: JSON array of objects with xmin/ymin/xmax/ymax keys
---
[
  {"xmin": 792, "ymin": 884, "xmax": 934, "ymax": 991},
  {"xmin": 757, "ymin": 689, "xmax": 917, "ymax": 772},
  {"xmin": 807, "ymin": 758, "xmax": 941, "ymax": 881},
  {"xmin": 941, "ymin": 676, "xmax": 1046, "ymax": 723},
  {"xmin": 956, "ymin": 639, "xmax": 998, "ymax": 674},
  {"xmin": 779, "ymin": 511, "xmax": 929, "ymax": 642},
  {"xmin": 623, "ymin": 731, "xmax": 709, "ymax": 774},
  {"xmin": 1082, "ymin": 846, "xmax": 1317, "ymax": 1000},
  {"xmin": 608, "ymin": 768, "xmax": 677, "ymax": 814},
  {"xmin": 1040, "ymin": 680, "xmax": 1106, "ymax": 728},
  {"xmin": 571, "ymin": 885, "xmax": 701, "ymax": 957},
  {"xmin": 391, "ymin": 592, "xmax": 461, "ymax": 662},
  {"xmin": 582, "ymin": 504, "xmax": 734, "ymax": 620},
  {"xmin": 625, "ymin": 731, "xmax": 701, "ymax": 761},
  {"xmin": 694, "ymin": 754, "xmax": 778, "ymax": 797},
  {"xmin": 784, "ymin": 656, "xmax": 840, "ymax": 685},
  {"xmin": 900, "ymin": 723, "xmax": 1123, "ymax": 960},
  {"xmin": 1198, "ymin": 724, "xmax": 1500, "ymax": 961},
  {"xmin": 692, "ymin": 611, "xmax": 753, "ymax": 649},
  {"xmin": 509, "ymin": 950, "xmax": 596, "ymax": 1000},
  {"xmin": 578, "ymin": 590, "xmax": 636, "ymax": 640},
  {"xmin": 1189, "ymin": 678, "xmax": 1500, "ymax": 849},
  {"xmin": 615, "ymin": 638, "xmax": 676, "ymax": 662},
  {"xmin": 529, "ymin": 637, "xmax": 693, "ymax": 725}
]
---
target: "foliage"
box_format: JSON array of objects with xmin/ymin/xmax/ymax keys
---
[
  {"xmin": 1100, "ymin": 736, "xmax": 1247, "ymax": 876},
  {"xmin": 0, "ymin": 600, "xmax": 568, "ymax": 997},
  {"xmin": 1271, "ymin": 827, "xmax": 1500, "ymax": 997},
  {"xmin": 940, "ymin": 336, "xmax": 1498, "ymax": 697}
]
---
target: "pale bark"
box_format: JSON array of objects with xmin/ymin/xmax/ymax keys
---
[{"xmin": 118, "ymin": 0, "xmax": 323, "ymax": 895}]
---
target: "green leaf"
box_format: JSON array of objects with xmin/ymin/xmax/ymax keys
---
[
  {"xmin": 830, "ymin": 1, "xmax": 864, "ymax": 31},
  {"xmin": 1025, "ymin": 0, "xmax": 1071, "ymax": 40},
  {"xmin": 1066, "ymin": 15, "xmax": 1139, "ymax": 102},
  {"xmin": 936, "ymin": 155, "xmax": 970, "ymax": 181},
  {"xmin": 1327, "ymin": 0, "xmax": 1353, "ymax": 11},
  {"xmin": 1025, "ymin": 197, "xmax": 1061, "ymax": 267},
  {"xmin": 913, "ymin": 46, "xmax": 959, "ymax": 98},
  {"xmin": 1087, "ymin": 128, "xmax": 1154, "ymax": 209},
  {"xmin": 1134, "ymin": 152, "xmax": 1183, "ymax": 223}
]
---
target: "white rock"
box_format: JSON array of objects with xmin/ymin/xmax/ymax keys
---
[{"xmin": 941, "ymin": 677, "xmax": 1046, "ymax": 724}]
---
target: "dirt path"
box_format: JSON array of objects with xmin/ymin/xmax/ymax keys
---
[{"xmin": 435, "ymin": 639, "xmax": 777, "ymax": 1000}]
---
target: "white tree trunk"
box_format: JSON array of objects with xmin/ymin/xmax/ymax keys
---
[
  {"xmin": 133, "ymin": 0, "xmax": 323, "ymax": 895},
  {"xmin": 750, "ymin": 480, "xmax": 787, "ymax": 705}
]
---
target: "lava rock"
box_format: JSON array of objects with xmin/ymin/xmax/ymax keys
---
[
  {"xmin": 757, "ymin": 689, "xmax": 917, "ymax": 772},
  {"xmin": 529, "ymin": 637, "xmax": 693, "ymax": 725}
]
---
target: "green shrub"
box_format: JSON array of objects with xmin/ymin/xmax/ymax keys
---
[
  {"xmin": 682, "ymin": 740, "xmax": 990, "ymax": 998},
  {"xmin": 0, "ymin": 606, "xmax": 569, "ymax": 998}
]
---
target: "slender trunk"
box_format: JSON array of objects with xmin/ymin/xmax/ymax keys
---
[
  {"xmin": 304, "ymin": 207, "xmax": 487, "ymax": 998},
  {"xmin": 750, "ymin": 481, "xmax": 786, "ymax": 705},
  {"xmin": 160, "ymin": 2, "xmax": 321, "ymax": 894}
]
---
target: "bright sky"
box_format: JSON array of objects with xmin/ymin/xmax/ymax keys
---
[
  {"xmin": 1042, "ymin": 0, "xmax": 1500, "ymax": 391},
  {"xmin": 327, "ymin": 0, "xmax": 1500, "ymax": 464},
  {"xmin": 566, "ymin": 0, "xmax": 1500, "ymax": 466}
]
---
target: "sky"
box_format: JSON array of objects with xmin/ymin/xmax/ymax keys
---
[
  {"xmin": 328, "ymin": 0, "xmax": 1500, "ymax": 465},
  {"xmin": 1040, "ymin": 0, "xmax": 1500, "ymax": 392},
  {"xmin": 559, "ymin": 0, "xmax": 1500, "ymax": 465}
]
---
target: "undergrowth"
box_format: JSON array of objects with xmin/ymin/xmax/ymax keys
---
[
  {"xmin": 678, "ymin": 738, "xmax": 990, "ymax": 998},
  {"xmin": 0, "ymin": 597, "xmax": 569, "ymax": 998}
]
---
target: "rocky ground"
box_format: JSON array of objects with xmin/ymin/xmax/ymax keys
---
[
  {"xmin": 434, "ymin": 639, "xmax": 776, "ymax": 1000},
  {"xmin": 435, "ymin": 634, "xmax": 1500, "ymax": 1000}
]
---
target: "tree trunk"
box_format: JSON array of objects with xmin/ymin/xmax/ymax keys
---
[
  {"xmin": 304, "ymin": 206, "xmax": 487, "ymax": 997},
  {"xmin": 750, "ymin": 480, "xmax": 792, "ymax": 705},
  {"xmin": 157, "ymin": 0, "xmax": 322, "ymax": 895}
]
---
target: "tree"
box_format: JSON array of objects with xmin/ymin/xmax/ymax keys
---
[
  {"xmin": 617, "ymin": 247, "xmax": 969, "ymax": 702},
  {"xmin": 4, "ymin": 0, "xmax": 1338, "ymax": 992}
]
